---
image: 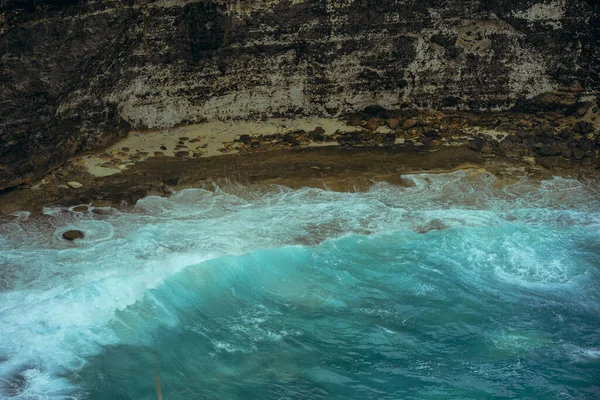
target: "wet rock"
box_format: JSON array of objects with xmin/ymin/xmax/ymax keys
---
[
  {"xmin": 160, "ymin": 145, "xmax": 168, "ymax": 151},
  {"xmin": 121, "ymin": 147, "xmax": 130, "ymax": 152},
  {"xmin": 67, "ymin": 181, "xmax": 83, "ymax": 189},
  {"xmin": 175, "ymin": 151, "xmax": 190, "ymax": 157},
  {"xmin": 72, "ymin": 205, "xmax": 88, "ymax": 212},
  {"xmin": 92, "ymin": 208, "xmax": 115, "ymax": 215},
  {"xmin": 179, "ymin": 137, "xmax": 190, "ymax": 141},
  {"xmin": 481, "ymin": 146, "xmax": 493, "ymax": 154},
  {"xmin": 416, "ymin": 219, "xmax": 449, "ymax": 234},
  {"xmin": 126, "ymin": 186, "xmax": 148, "ymax": 204},
  {"xmin": 63, "ymin": 230, "xmax": 84, "ymax": 241},
  {"xmin": 153, "ymin": 151, "xmax": 165, "ymax": 157}
]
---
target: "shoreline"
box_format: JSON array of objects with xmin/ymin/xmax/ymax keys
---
[
  {"xmin": 1, "ymin": 110, "xmax": 599, "ymax": 215},
  {"xmin": 1, "ymin": 143, "xmax": 598, "ymax": 215}
]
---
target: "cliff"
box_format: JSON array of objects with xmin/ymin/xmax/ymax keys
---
[{"xmin": 1, "ymin": 0, "xmax": 599, "ymax": 189}]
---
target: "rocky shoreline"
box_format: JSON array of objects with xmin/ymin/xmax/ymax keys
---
[{"xmin": 0, "ymin": 107, "xmax": 599, "ymax": 215}]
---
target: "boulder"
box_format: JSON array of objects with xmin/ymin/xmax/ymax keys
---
[
  {"xmin": 366, "ymin": 117, "xmax": 380, "ymax": 131},
  {"xmin": 62, "ymin": 230, "xmax": 84, "ymax": 241},
  {"xmin": 402, "ymin": 118, "xmax": 417, "ymax": 130},
  {"xmin": 387, "ymin": 118, "xmax": 400, "ymax": 129}
]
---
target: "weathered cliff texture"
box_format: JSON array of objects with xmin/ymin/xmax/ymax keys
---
[{"xmin": 1, "ymin": 0, "xmax": 599, "ymax": 189}]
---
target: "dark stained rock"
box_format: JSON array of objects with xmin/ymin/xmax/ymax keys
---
[
  {"xmin": 559, "ymin": 128, "xmax": 574, "ymax": 138},
  {"xmin": 539, "ymin": 145, "xmax": 562, "ymax": 156},
  {"xmin": 72, "ymin": 205, "xmax": 88, "ymax": 212},
  {"xmin": 468, "ymin": 136, "xmax": 488, "ymax": 151},
  {"xmin": 308, "ymin": 127, "xmax": 326, "ymax": 142},
  {"xmin": 126, "ymin": 185, "xmax": 148, "ymax": 204},
  {"xmin": 423, "ymin": 130, "xmax": 440, "ymax": 139},
  {"xmin": 573, "ymin": 149, "xmax": 585, "ymax": 160},
  {"xmin": 238, "ymin": 134, "xmax": 252, "ymax": 145},
  {"xmin": 282, "ymin": 134, "xmax": 301, "ymax": 146},
  {"xmin": 572, "ymin": 121, "xmax": 595, "ymax": 134},
  {"xmin": 62, "ymin": 230, "xmax": 84, "ymax": 241}
]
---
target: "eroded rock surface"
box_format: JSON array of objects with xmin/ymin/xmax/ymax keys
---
[{"xmin": 1, "ymin": 0, "xmax": 598, "ymax": 189}]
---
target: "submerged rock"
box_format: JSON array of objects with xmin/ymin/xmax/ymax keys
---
[{"xmin": 62, "ymin": 230, "xmax": 84, "ymax": 241}]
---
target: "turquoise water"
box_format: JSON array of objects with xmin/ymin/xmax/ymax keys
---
[{"xmin": 0, "ymin": 171, "xmax": 599, "ymax": 399}]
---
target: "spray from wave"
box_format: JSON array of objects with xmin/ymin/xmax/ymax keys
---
[{"xmin": 0, "ymin": 171, "xmax": 599, "ymax": 398}]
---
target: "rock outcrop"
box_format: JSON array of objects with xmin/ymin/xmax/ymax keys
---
[{"xmin": 1, "ymin": 0, "xmax": 599, "ymax": 189}]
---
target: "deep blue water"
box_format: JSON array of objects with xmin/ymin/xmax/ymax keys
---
[{"xmin": 0, "ymin": 171, "xmax": 599, "ymax": 399}]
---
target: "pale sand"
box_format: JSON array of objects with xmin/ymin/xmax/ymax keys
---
[{"xmin": 79, "ymin": 117, "xmax": 370, "ymax": 177}]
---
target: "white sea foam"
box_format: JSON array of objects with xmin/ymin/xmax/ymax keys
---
[{"xmin": 0, "ymin": 171, "xmax": 598, "ymax": 398}]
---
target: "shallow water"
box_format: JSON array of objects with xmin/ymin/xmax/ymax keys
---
[{"xmin": 0, "ymin": 171, "xmax": 599, "ymax": 399}]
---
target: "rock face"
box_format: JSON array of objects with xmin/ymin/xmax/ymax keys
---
[{"xmin": 1, "ymin": 0, "xmax": 599, "ymax": 189}]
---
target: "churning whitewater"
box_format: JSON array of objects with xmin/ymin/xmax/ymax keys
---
[{"xmin": 0, "ymin": 171, "xmax": 599, "ymax": 399}]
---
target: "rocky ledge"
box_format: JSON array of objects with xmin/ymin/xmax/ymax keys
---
[{"xmin": 0, "ymin": 106, "xmax": 598, "ymax": 214}]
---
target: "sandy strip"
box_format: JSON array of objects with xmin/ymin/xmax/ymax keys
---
[{"xmin": 79, "ymin": 118, "xmax": 370, "ymax": 177}]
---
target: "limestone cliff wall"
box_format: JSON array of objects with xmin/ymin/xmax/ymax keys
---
[{"xmin": 1, "ymin": 0, "xmax": 598, "ymax": 189}]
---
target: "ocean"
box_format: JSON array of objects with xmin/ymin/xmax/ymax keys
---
[{"xmin": 1, "ymin": 171, "xmax": 599, "ymax": 399}]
